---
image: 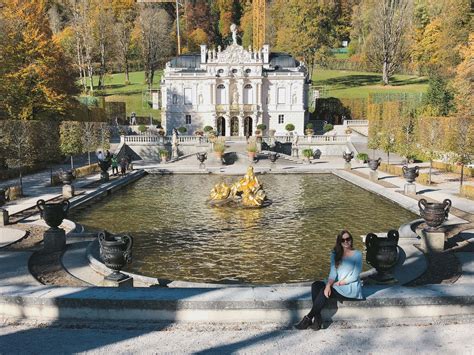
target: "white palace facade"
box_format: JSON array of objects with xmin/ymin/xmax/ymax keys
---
[{"xmin": 160, "ymin": 31, "xmax": 310, "ymax": 137}]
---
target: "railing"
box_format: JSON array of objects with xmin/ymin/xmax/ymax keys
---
[
  {"xmin": 267, "ymin": 135, "xmax": 349, "ymax": 143},
  {"xmin": 215, "ymin": 104, "xmax": 259, "ymax": 112},
  {"xmin": 344, "ymin": 120, "xmax": 368, "ymax": 126},
  {"xmin": 124, "ymin": 134, "xmax": 348, "ymax": 145},
  {"xmin": 123, "ymin": 134, "xmax": 209, "ymax": 145}
]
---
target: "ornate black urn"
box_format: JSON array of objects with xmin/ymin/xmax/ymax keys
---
[
  {"xmin": 418, "ymin": 198, "xmax": 451, "ymax": 230},
  {"xmin": 268, "ymin": 152, "xmax": 280, "ymax": 163},
  {"xmin": 98, "ymin": 159, "xmax": 111, "ymax": 181},
  {"xmin": 196, "ymin": 152, "xmax": 207, "ymax": 163},
  {"xmin": 36, "ymin": 199, "xmax": 70, "ymax": 229},
  {"xmin": 60, "ymin": 170, "xmax": 75, "ymax": 185},
  {"xmin": 343, "ymin": 151, "xmax": 354, "ymax": 163},
  {"xmin": 402, "ymin": 166, "xmax": 419, "ymax": 183},
  {"xmin": 98, "ymin": 230, "xmax": 133, "ymax": 281},
  {"xmin": 365, "ymin": 230, "xmax": 399, "ymax": 284},
  {"xmin": 368, "ymin": 158, "xmax": 382, "ymax": 171}
]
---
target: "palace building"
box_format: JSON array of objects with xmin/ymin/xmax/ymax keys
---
[{"xmin": 160, "ymin": 25, "xmax": 310, "ymax": 137}]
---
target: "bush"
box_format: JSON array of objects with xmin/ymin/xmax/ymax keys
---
[
  {"xmin": 356, "ymin": 152, "xmax": 369, "ymax": 162},
  {"xmin": 138, "ymin": 124, "xmax": 148, "ymax": 133},
  {"xmin": 256, "ymin": 124, "xmax": 267, "ymax": 131},
  {"xmin": 323, "ymin": 123, "xmax": 334, "ymax": 132},
  {"xmin": 203, "ymin": 125, "xmax": 214, "ymax": 133},
  {"xmin": 177, "ymin": 126, "xmax": 187, "ymax": 134},
  {"xmin": 285, "ymin": 123, "xmax": 295, "ymax": 132},
  {"xmin": 461, "ymin": 185, "xmax": 474, "ymax": 200},
  {"xmin": 306, "ymin": 123, "xmax": 314, "ymax": 129}
]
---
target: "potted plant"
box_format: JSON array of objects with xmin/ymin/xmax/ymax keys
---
[
  {"xmin": 194, "ymin": 129, "xmax": 204, "ymax": 136},
  {"xmin": 305, "ymin": 123, "xmax": 314, "ymax": 136},
  {"xmin": 256, "ymin": 124, "xmax": 267, "ymax": 135},
  {"xmin": 356, "ymin": 152, "xmax": 369, "ymax": 164},
  {"xmin": 203, "ymin": 125, "xmax": 214, "ymax": 134},
  {"xmin": 247, "ymin": 141, "xmax": 258, "ymax": 161},
  {"xmin": 285, "ymin": 123, "xmax": 295, "ymax": 135},
  {"xmin": 213, "ymin": 139, "xmax": 225, "ymax": 160},
  {"xmin": 159, "ymin": 149, "xmax": 168, "ymax": 162},
  {"xmin": 323, "ymin": 123, "xmax": 334, "ymax": 133},
  {"xmin": 302, "ymin": 148, "xmax": 313, "ymax": 163},
  {"xmin": 177, "ymin": 126, "xmax": 187, "ymax": 134}
]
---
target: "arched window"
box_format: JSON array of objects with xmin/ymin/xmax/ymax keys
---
[
  {"xmin": 216, "ymin": 84, "xmax": 226, "ymax": 104},
  {"xmin": 243, "ymin": 84, "xmax": 253, "ymax": 104}
]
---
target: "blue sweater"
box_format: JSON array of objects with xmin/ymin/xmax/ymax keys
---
[{"xmin": 327, "ymin": 250, "xmax": 364, "ymax": 299}]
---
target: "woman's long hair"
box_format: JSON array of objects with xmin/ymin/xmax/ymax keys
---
[{"xmin": 333, "ymin": 230, "xmax": 354, "ymax": 267}]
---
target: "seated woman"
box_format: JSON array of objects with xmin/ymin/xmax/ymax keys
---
[{"xmin": 295, "ymin": 230, "xmax": 363, "ymax": 330}]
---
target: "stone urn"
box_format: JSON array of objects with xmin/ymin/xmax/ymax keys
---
[
  {"xmin": 36, "ymin": 199, "xmax": 70, "ymax": 229},
  {"xmin": 268, "ymin": 152, "xmax": 279, "ymax": 163},
  {"xmin": 98, "ymin": 230, "xmax": 133, "ymax": 281},
  {"xmin": 402, "ymin": 166, "xmax": 419, "ymax": 183},
  {"xmin": 368, "ymin": 158, "xmax": 382, "ymax": 171},
  {"xmin": 98, "ymin": 159, "xmax": 111, "ymax": 181},
  {"xmin": 365, "ymin": 230, "xmax": 399, "ymax": 283},
  {"xmin": 60, "ymin": 170, "xmax": 75, "ymax": 185},
  {"xmin": 196, "ymin": 152, "xmax": 207, "ymax": 164},
  {"xmin": 343, "ymin": 151, "xmax": 354, "ymax": 163},
  {"xmin": 418, "ymin": 198, "xmax": 452, "ymax": 230}
]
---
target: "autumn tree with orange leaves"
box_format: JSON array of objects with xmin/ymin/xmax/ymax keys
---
[{"xmin": 0, "ymin": 0, "xmax": 78, "ymax": 121}]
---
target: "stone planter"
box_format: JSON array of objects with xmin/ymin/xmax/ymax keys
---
[
  {"xmin": 36, "ymin": 199, "xmax": 70, "ymax": 229},
  {"xmin": 365, "ymin": 230, "xmax": 399, "ymax": 283},
  {"xmin": 98, "ymin": 230, "xmax": 133, "ymax": 281},
  {"xmin": 368, "ymin": 158, "xmax": 382, "ymax": 171},
  {"xmin": 402, "ymin": 166, "xmax": 419, "ymax": 183},
  {"xmin": 418, "ymin": 198, "xmax": 451, "ymax": 230}
]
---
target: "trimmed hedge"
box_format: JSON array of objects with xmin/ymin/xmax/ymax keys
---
[
  {"xmin": 461, "ymin": 185, "xmax": 474, "ymax": 200},
  {"xmin": 432, "ymin": 161, "xmax": 474, "ymax": 177}
]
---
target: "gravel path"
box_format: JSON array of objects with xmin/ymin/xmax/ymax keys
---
[{"xmin": 0, "ymin": 320, "xmax": 472, "ymax": 354}]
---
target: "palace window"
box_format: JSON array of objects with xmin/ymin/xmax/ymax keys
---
[
  {"xmin": 185, "ymin": 115, "xmax": 191, "ymax": 124},
  {"xmin": 184, "ymin": 88, "xmax": 192, "ymax": 105},
  {"xmin": 278, "ymin": 114, "xmax": 284, "ymax": 124},
  {"xmin": 277, "ymin": 88, "xmax": 286, "ymax": 104},
  {"xmin": 216, "ymin": 84, "xmax": 226, "ymax": 104},
  {"xmin": 243, "ymin": 84, "xmax": 253, "ymax": 104}
]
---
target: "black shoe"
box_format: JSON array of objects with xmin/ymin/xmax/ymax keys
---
[
  {"xmin": 294, "ymin": 316, "xmax": 312, "ymax": 330},
  {"xmin": 311, "ymin": 314, "xmax": 322, "ymax": 331}
]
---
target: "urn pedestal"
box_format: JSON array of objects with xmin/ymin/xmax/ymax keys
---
[
  {"xmin": 62, "ymin": 184, "xmax": 75, "ymax": 198},
  {"xmin": 369, "ymin": 170, "xmax": 378, "ymax": 182},
  {"xmin": 419, "ymin": 229, "xmax": 446, "ymax": 253},
  {"xmin": 44, "ymin": 228, "xmax": 66, "ymax": 252},
  {"xmin": 404, "ymin": 183, "xmax": 416, "ymax": 195},
  {"xmin": 0, "ymin": 208, "xmax": 8, "ymax": 226},
  {"xmin": 344, "ymin": 162, "xmax": 352, "ymax": 170}
]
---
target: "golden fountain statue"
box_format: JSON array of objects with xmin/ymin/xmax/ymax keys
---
[{"xmin": 209, "ymin": 166, "xmax": 269, "ymax": 208}]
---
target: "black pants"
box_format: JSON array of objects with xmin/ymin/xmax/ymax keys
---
[
  {"xmin": 307, "ymin": 281, "xmax": 343, "ymax": 320},
  {"xmin": 112, "ymin": 166, "xmax": 118, "ymax": 175}
]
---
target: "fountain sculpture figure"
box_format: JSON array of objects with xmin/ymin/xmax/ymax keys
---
[{"xmin": 209, "ymin": 166, "xmax": 269, "ymax": 207}]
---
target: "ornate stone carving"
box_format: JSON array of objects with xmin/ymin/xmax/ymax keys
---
[{"xmin": 217, "ymin": 45, "xmax": 253, "ymax": 64}]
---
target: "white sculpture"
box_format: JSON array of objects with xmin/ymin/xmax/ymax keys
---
[{"xmin": 230, "ymin": 24, "xmax": 238, "ymax": 45}]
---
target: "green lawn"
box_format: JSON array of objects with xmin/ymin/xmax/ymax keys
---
[
  {"xmin": 312, "ymin": 69, "xmax": 428, "ymax": 99},
  {"xmin": 83, "ymin": 69, "xmax": 428, "ymax": 117},
  {"xmin": 90, "ymin": 71, "xmax": 163, "ymax": 119}
]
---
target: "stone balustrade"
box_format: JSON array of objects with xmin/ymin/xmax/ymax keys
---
[{"xmin": 344, "ymin": 120, "xmax": 368, "ymax": 126}]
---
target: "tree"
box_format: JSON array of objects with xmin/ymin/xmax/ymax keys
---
[
  {"xmin": 447, "ymin": 117, "xmax": 474, "ymax": 191},
  {"xmin": 422, "ymin": 74, "xmax": 454, "ymax": 116},
  {"xmin": 365, "ymin": 0, "xmax": 412, "ymax": 85},
  {"xmin": 137, "ymin": 5, "xmax": 173, "ymax": 88},
  {"xmin": 112, "ymin": 0, "xmax": 137, "ymax": 84},
  {"xmin": 416, "ymin": 116, "xmax": 442, "ymax": 185},
  {"xmin": 271, "ymin": 0, "xmax": 337, "ymax": 76},
  {"xmin": 60, "ymin": 121, "xmax": 83, "ymax": 170},
  {"xmin": 0, "ymin": 0, "xmax": 79, "ymax": 120}
]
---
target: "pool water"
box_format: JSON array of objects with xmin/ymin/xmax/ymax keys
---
[{"xmin": 70, "ymin": 174, "xmax": 416, "ymax": 284}]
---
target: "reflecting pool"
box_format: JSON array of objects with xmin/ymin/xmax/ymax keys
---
[{"xmin": 70, "ymin": 174, "xmax": 417, "ymax": 284}]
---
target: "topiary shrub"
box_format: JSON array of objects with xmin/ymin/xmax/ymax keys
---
[
  {"xmin": 177, "ymin": 126, "xmax": 187, "ymax": 134},
  {"xmin": 285, "ymin": 123, "xmax": 295, "ymax": 132},
  {"xmin": 203, "ymin": 125, "xmax": 214, "ymax": 133},
  {"xmin": 323, "ymin": 123, "xmax": 334, "ymax": 132}
]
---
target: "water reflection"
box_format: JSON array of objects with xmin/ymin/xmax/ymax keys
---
[{"xmin": 70, "ymin": 174, "xmax": 417, "ymax": 284}]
